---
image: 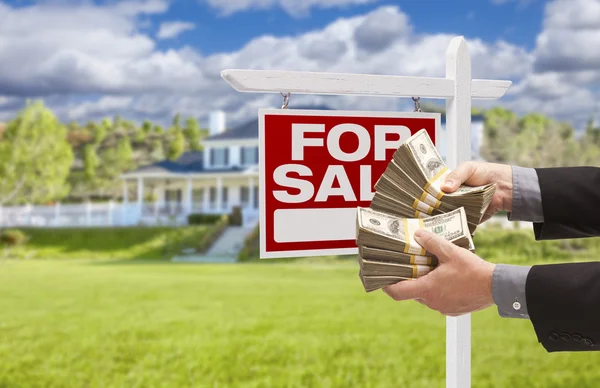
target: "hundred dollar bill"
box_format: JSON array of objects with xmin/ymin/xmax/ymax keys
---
[
  {"xmin": 395, "ymin": 129, "xmax": 495, "ymax": 200},
  {"xmin": 359, "ymin": 245, "xmax": 439, "ymax": 266},
  {"xmin": 356, "ymin": 206, "xmax": 474, "ymax": 256}
]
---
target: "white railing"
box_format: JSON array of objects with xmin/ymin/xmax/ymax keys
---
[{"xmin": 0, "ymin": 201, "xmax": 260, "ymax": 228}]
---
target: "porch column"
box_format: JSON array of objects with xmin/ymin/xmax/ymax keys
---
[
  {"xmin": 137, "ymin": 177, "xmax": 144, "ymax": 213},
  {"xmin": 122, "ymin": 180, "xmax": 128, "ymax": 225},
  {"xmin": 186, "ymin": 178, "xmax": 193, "ymax": 215},
  {"xmin": 216, "ymin": 176, "xmax": 223, "ymax": 211},
  {"xmin": 123, "ymin": 180, "xmax": 129, "ymax": 205},
  {"xmin": 203, "ymin": 184, "xmax": 209, "ymax": 212},
  {"xmin": 248, "ymin": 176, "xmax": 255, "ymax": 210}
]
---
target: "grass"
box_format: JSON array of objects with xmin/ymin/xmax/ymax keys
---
[
  {"xmin": 0, "ymin": 226, "xmax": 212, "ymax": 260},
  {"xmin": 1, "ymin": 249, "xmax": 600, "ymax": 387},
  {"xmin": 2, "ymin": 227, "xmax": 600, "ymax": 386}
]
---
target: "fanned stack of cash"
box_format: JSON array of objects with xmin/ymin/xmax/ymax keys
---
[
  {"xmin": 371, "ymin": 129, "xmax": 496, "ymax": 234},
  {"xmin": 356, "ymin": 207, "xmax": 474, "ymax": 292},
  {"xmin": 355, "ymin": 129, "xmax": 493, "ymax": 292}
]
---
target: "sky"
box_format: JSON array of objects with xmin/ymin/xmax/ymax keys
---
[{"xmin": 0, "ymin": 0, "xmax": 598, "ymax": 130}]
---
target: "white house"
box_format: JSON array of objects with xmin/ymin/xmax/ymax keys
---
[
  {"xmin": 119, "ymin": 109, "xmax": 486, "ymax": 226},
  {"xmin": 120, "ymin": 111, "xmax": 260, "ymax": 226}
]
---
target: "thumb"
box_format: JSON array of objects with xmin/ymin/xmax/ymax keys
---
[
  {"xmin": 413, "ymin": 230, "xmax": 457, "ymax": 263},
  {"xmin": 442, "ymin": 162, "xmax": 476, "ymax": 193},
  {"xmin": 383, "ymin": 278, "xmax": 427, "ymax": 301}
]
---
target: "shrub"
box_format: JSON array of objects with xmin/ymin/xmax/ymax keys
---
[
  {"xmin": 187, "ymin": 213, "xmax": 224, "ymax": 225},
  {"xmin": 196, "ymin": 216, "xmax": 229, "ymax": 253},
  {"xmin": 0, "ymin": 229, "xmax": 28, "ymax": 246},
  {"xmin": 238, "ymin": 224, "xmax": 260, "ymax": 262},
  {"xmin": 229, "ymin": 206, "xmax": 243, "ymax": 226}
]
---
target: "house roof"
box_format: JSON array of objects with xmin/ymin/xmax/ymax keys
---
[
  {"xmin": 124, "ymin": 151, "xmax": 247, "ymax": 176},
  {"xmin": 205, "ymin": 105, "xmax": 333, "ymax": 141}
]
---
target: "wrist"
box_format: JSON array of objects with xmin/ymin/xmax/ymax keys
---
[
  {"xmin": 482, "ymin": 262, "xmax": 496, "ymax": 307},
  {"xmin": 495, "ymin": 164, "xmax": 513, "ymax": 213}
]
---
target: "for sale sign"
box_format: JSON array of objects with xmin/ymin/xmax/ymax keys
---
[{"xmin": 259, "ymin": 109, "xmax": 440, "ymax": 258}]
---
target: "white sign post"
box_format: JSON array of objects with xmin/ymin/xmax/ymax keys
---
[{"xmin": 221, "ymin": 36, "xmax": 511, "ymax": 388}]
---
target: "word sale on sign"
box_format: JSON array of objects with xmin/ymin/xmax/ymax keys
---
[{"xmin": 259, "ymin": 109, "xmax": 440, "ymax": 259}]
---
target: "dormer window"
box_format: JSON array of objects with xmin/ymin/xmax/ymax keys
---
[
  {"xmin": 241, "ymin": 146, "xmax": 259, "ymax": 165},
  {"xmin": 210, "ymin": 147, "xmax": 229, "ymax": 167}
]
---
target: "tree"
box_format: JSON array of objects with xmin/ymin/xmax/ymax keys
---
[
  {"xmin": 0, "ymin": 100, "xmax": 74, "ymax": 205},
  {"xmin": 113, "ymin": 114, "xmax": 122, "ymax": 132},
  {"xmin": 83, "ymin": 144, "xmax": 100, "ymax": 181},
  {"xmin": 115, "ymin": 135, "xmax": 134, "ymax": 171},
  {"xmin": 172, "ymin": 113, "xmax": 181, "ymax": 129},
  {"xmin": 142, "ymin": 120, "xmax": 153, "ymax": 135},
  {"xmin": 153, "ymin": 125, "xmax": 163, "ymax": 135},
  {"xmin": 184, "ymin": 116, "xmax": 202, "ymax": 151},
  {"xmin": 150, "ymin": 139, "xmax": 165, "ymax": 161},
  {"xmin": 481, "ymin": 107, "xmax": 600, "ymax": 168},
  {"xmin": 166, "ymin": 127, "xmax": 185, "ymax": 161},
  {"xmin": 87, "ymin": 121, "xmax": 106, "ymax": 144},
  {"xmin": 102, "ymin": 117, "xmax": 113, "ymax": 134}
]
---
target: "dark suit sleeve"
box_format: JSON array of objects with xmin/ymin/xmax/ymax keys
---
[
  {"xmin": 526, "ymin": 262, "xmax": 600, "ymax": 352},
  {"xmin": 533, "ymin": 167, "xmax": 600, "ymax": 240}
]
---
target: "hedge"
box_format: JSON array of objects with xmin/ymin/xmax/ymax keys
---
[
  {"xmin": 187, "ymin": 213, "xmax": 223, "ymax": 225},
  {"xmin": 196, "ymin": 215, "xmax": 229, "ymax": 254}
]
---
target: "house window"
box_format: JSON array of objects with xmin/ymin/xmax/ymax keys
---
[
  {"xmin": 208, "ymin": 186, "xmax": 228, "ymax": 210},
  {"xmin": 240, "ymin": 186, "xmax": 249, "ymax": 207},
  {"xmin": 253, "ymin": 186, "xmax": 259, "ymax": 209},
  {"xmin": 240, "ymin": 146, "xmax": 258, "ymax": 165},
  {"xmin": 192, "ymin": 188, "xmax": 204, "ymax": 206},
  {"xmin": 209, "ymin": 187, "xmax": 217, "ymax": 208},
  {"xmin": 210, "ymin": 147, "xmax": 229, "ymax": 167},
  {"xmin": 222, "ymin": 187, "xmax": 228, "ymax": 209},
  {"xmin": 165, "ymin": 189, "xmax": 182, "ymax": 203},
  {"xmin": 165, "ymin": 189, "xmax": 182, "ymax": 213}
]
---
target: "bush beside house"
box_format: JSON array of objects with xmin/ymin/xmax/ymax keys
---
[
  {"xmin": 187, "ymin": 213, "xmax": 223, "ymax": 225},
  {"xmin": 238, "ymin": 224, "xmax": 259, "ymax": 262},
  {"xmin": 196, "ymin": 215, "xmax": 229, "ymax": 254}
]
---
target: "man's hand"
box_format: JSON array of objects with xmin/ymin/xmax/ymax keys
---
[
  {"xmin": 442, "ymin": 161, "xmax": 513, "ymax": 223},
  {"xmin": 382, "ymin": 230, "xmax": 496, "ymax": 316}
]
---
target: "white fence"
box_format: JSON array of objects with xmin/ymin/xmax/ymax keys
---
[{"xmin": 0, "ymin": 202, "xmax": 260, "ymax": 228}]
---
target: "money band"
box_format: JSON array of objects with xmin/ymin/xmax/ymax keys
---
[
  {"xmin": 411, "ymin": 199, "xmax": 433, "ymax": 215},
  {"xmin": 403, "ymin": 218, "xmax": 426, "ymax": 255},
  {"xmin": 419, "ymin": 191, "xmax": 442, "ymax": 209},
  {"xmin": 424, "ymin": 167, "xmax": 450, "ymax": 199},
  {"xmin": 409, "ymin": 255, "xmax": 432, "ymax": 265},
  {"xmin": 412, "ymin": 265, "xmax": 433, "ymax": 278},
  {"xmin": 413, "ymin": 210, "xmax": 425, "ymax": 218}
]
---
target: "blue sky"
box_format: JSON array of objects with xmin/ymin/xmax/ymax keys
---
[
  {"xmin": 0, "ymin": 0, "xmax": 598, "ymax": 129},
  {"xmin": 151, "ymin": 0, "xmax": 544, "ymax": 54}
]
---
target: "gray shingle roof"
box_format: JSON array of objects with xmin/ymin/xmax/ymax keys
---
[{"xmin": 126, "ymin": 151, "xmax": 246, "ymax": 175}]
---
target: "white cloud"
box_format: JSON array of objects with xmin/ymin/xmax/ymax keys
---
[
  {"xmin": 497, "ymin": 0, "xmax": 600, "ymax": 127},
  {"xmin": 156, "ymin": 21, "xmax": 196, "ymax": 40},
  {"xmin": 534, "ymin": 0, "xmax": 600, "ymax": 72},
  {"xmin": 204, "ymin": 0, "xmax": 378, "ymax": 17},
  {"xmin": 2, "ymin": 1, "xmax": 596, "ymax": 131}
]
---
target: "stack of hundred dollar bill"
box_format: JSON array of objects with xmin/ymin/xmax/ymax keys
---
[{"xmin": 355, "ymin": 129, "xmax": 495, "ymax": 292}]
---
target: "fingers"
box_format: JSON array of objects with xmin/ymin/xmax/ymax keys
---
[
  {"xmin": 382, "ymin": 278, "xmax": 427, "ymax": 301},
  {"xmin": 414, "ymin": 230, "xmax": 456, "ymax": 263},
  {"xmin": 442, "ymin": 161, "xmax": 478, "ymax": 193}
]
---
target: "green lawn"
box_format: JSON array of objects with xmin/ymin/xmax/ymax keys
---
[
  {"xmin": 1, "ymin": 226, "xmax": 211, "ymax": 260},
  {"xmin": 1, "ymin": 253, "xmax": 600, "ymax": 387}
]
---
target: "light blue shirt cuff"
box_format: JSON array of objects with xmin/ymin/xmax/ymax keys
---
[
  {"xmin": 492, "ymin": 264, "xmax": 531, "ymax": 319},
  {"xmin": 507, "ymin": 166, "xmax": 544, "ymax": 223}
]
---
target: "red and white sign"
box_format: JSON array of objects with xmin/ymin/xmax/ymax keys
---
[{"xmin": 259, "ymin": 109, "xmax": 440, "ymax": 258}]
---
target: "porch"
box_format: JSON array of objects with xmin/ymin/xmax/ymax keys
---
[{"xmin": 122, "ymin": 172, "xmax": 260, "ymax": 227}]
